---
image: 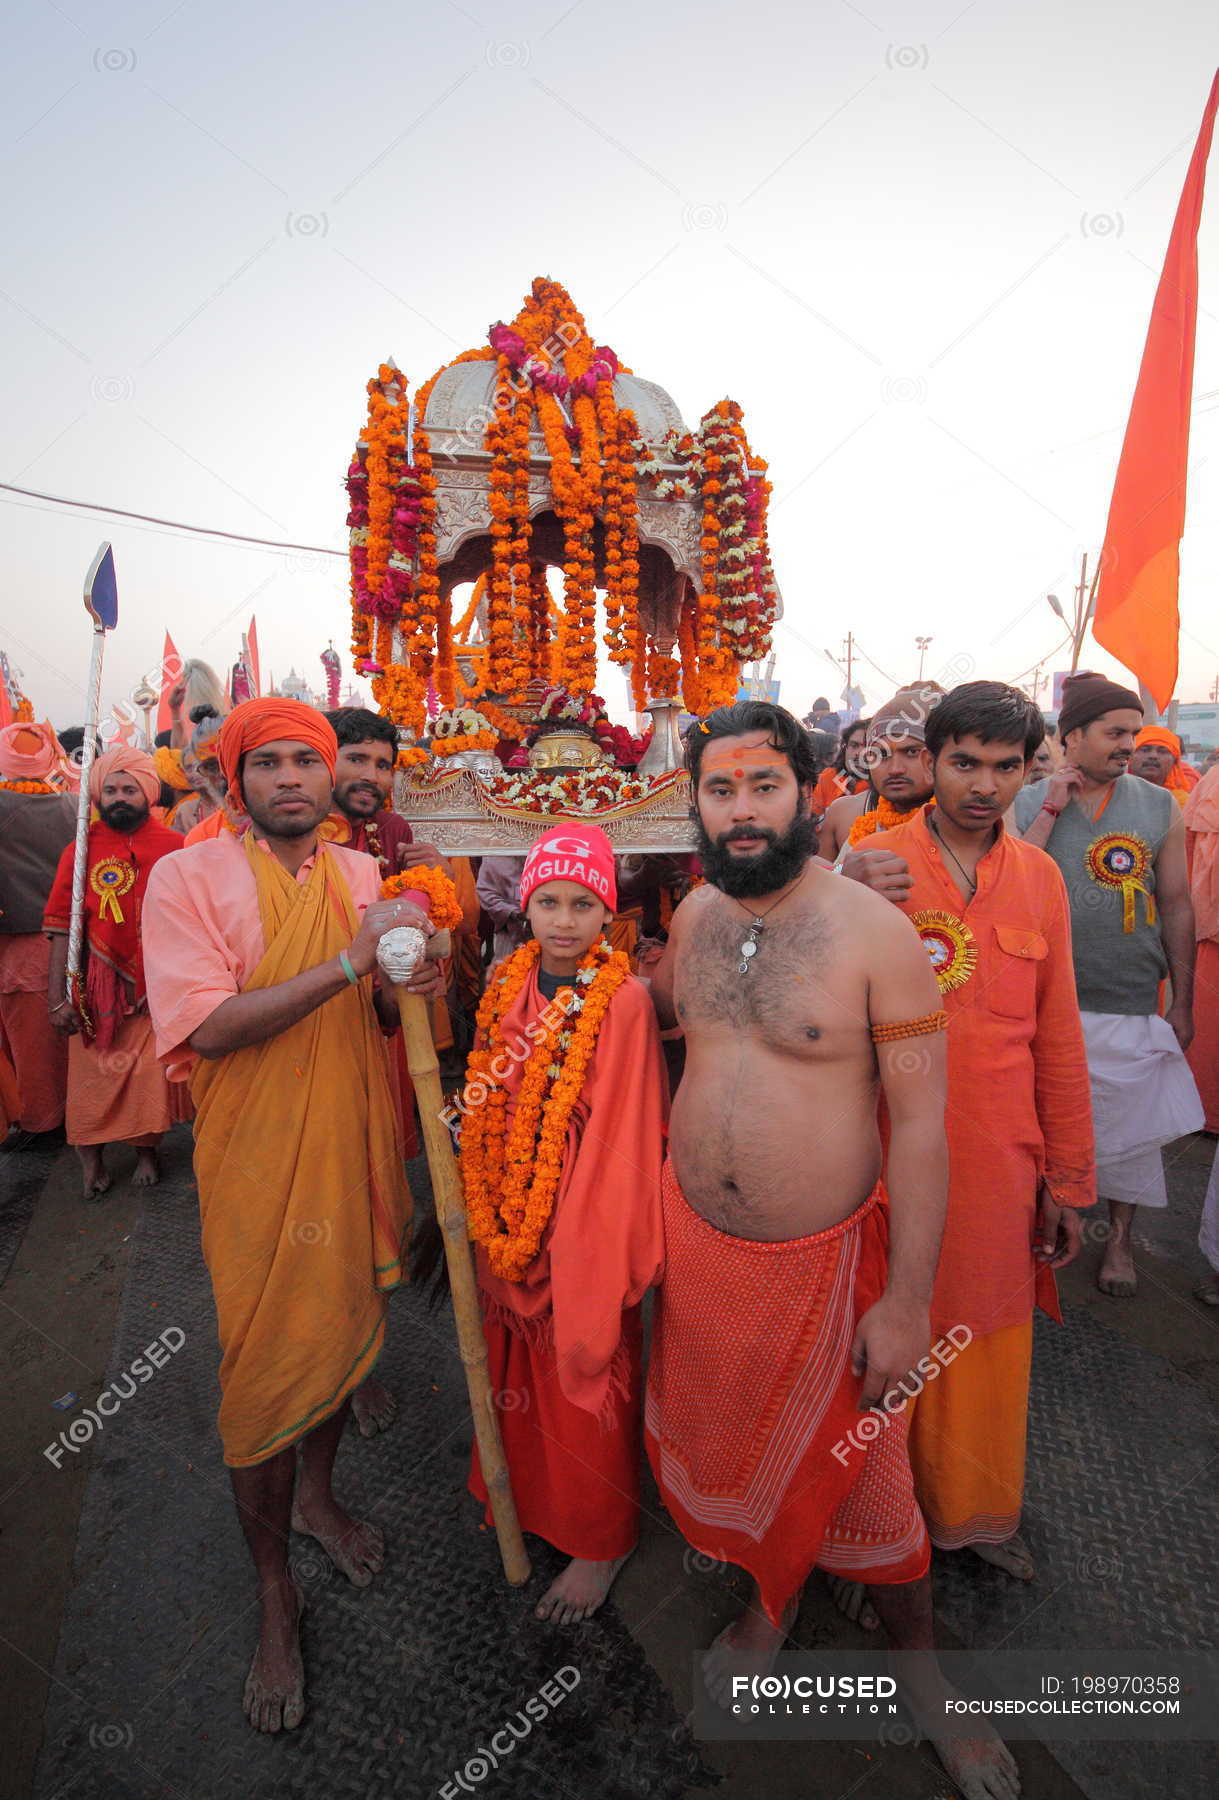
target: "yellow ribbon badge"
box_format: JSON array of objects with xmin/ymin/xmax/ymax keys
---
[
  {"xmin": 89, "ymin": 857, "xmax": 136, "ymax": 924},
  {"xmin": 1085, "ymin": 832, "xmax": 1156, "ymax": 933}
]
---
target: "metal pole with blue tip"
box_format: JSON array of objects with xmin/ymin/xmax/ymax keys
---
[{"xmin": 65, "ymin": 544, "xmax": 118, "ymax": 1022}]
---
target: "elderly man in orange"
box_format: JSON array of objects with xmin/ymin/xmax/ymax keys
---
[
  {"xmin": 0, "ymin": 721, "xmax": 75, "ymax": 1146},
  {"xmin": 1130, "ymin": 724, "xmax": 1200, "ymax": 805},
  {"xmin": 141, "ymin": 697, "xmax": 441, "ymax": 1736},
  {"xmin": 844, "ymin": 682, "xmax": 1095, "ymax": 1587},
  {"xmin": 42, "ymin": 745, "xmax": 185, "ymax": 1197}
]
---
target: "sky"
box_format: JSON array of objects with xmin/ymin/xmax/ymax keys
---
[{"xmin": 2, "ymin": 0, "xmax": 1217, "ymax": 732}]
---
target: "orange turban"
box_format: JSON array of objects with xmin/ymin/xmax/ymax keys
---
[
  {"xmin": 217, "ymin": 698, "xmax": 338, "ymax": 807},
  {"xmin": 89, "ymin": 746, "xmax": 161, "ymax": 809},
  {"xmin": 1134, "ymin": 726, "xmax": 1197, "ymax": 796},
  {"xmin": 0, "ymin": 721, "xmax": 65, "ymax": 783}
]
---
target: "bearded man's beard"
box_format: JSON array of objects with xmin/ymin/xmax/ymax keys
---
[
  {"xmin": 98, "ymin": 800, "xmax": 148, "ymax": 834},
  {"xmin": 693, "ymin": 799, "xmax": 816, "ymax": 899}
]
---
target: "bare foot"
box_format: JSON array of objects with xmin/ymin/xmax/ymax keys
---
[
  {"xmin": 78, "ymin": 1147, "xmax": 112, "ymax": 1202},
  {"xmin": 901, "ymin": 1667, "xmax": 1021, "ymax": 1799},
  {"xmin": 825, "ymin": 1573, "xmax": 879, "ymax": 1629},
  {"xmin": 291, "ymin": 1496, "xmax": 384, "ymax": 1588},
  {"xmin": 971, "ymin": 1533, "xmax": 1034, "ymax": 1581},
  {"xmin": 131, "ymin": 1148, "xmax": 160, "ymax": 1188},
  {"xmin": 930, "ymin": 1724, "xmax": 1022, "ymax": 1799},
  {"xmin": 534, "ymin": 1552, "xmax": 631, "ymax": 1625},
  {"xmin": 242, "ymin": 1575, "xmax": 305, "ymax": 1734},
  {"xmin": 1192, "ymin": 1278, "xmax": 1219, "ymax": 1308},
  {"xmin": 701, "ymin": 1596, "xmax": 797, "ymax": 1709},
  {"xmin": 351, "ymin": 1376, "xmax": 396, "ymax": 1438},
  {"xmin": 1097, "ymin": 1238, "xmax": 1136, "ymax": 1297}
]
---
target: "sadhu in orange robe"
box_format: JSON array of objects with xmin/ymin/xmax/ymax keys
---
[
  {"xmin": 869, "ymin": 808, "xmax": 1095, "ymax": 1548},
  {"xmin": 468, "ymin": 967, "xmax": 668, "ymax": 1561},
  {"xmin": 143, "ymin": 832, "xmax": 412, "ymax": 1466}
]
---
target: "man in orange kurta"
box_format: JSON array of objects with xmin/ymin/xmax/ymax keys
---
[
  {"xmin": 0, "ymin": 722, "xmax": 74, "ymax": 1142},
  {"xmin": 847, "ymin": 681, "xmax": 1095, "ymax": 1578},
  {"xmin": 142, "ymin": 698, "xmax": 441, "ymax": 1735},
  {"xmin": 1184, "ymin": 765, "xmax": 1219, "ymax": 1131},
  {"xmin": 43, "ymin": 747, "xmax": 186, "ymax": 1197}
]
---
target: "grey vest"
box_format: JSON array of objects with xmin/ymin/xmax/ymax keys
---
[{"xmin": 1012, "ymin": 775, "xmax": 1174, "ymax": 1015}]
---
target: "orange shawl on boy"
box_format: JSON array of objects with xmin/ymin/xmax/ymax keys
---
[
  {"xmin": 473, "ymin": 966, "xmax": 668, "ymax": 1420},
  {"xmin": 189, "ymin": 835, "xmax": 410, "ymax": 1466}
]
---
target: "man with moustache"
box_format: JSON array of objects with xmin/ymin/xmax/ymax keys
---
[
  {"xmin": 818, "ymin": 684, "xmax": 941, "ymax": 861},
  {"xmin": 646, "ymin": 701, "xmax": 1020, "ymax": 1800},
  {"xmin": 843, "ymin": 682, "xmax": 1094, "ymax": 1585},
  {"xmin": 1014, "ymin": 672, "xmax": 1201, "ymax": 1297},
  {"xmin": 142, "ymin": 698, "xmax": 441, "ymax": 1733},
  {"xmin": 42, "ymin": 747, "xmax": 186, "ymax": 1197}
]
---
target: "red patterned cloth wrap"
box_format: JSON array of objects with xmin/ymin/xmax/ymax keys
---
[{"xmin": 646, "ymin": 1157, "xmax": 929, "ymax": 1625}]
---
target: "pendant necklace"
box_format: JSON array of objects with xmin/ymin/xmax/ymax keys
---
[
  {"xmin": 929, "ymin": 814, "xmax": 978, "ymax": 899},
  {"xmin": 727, "ymin": 875, "xmax": 804, "ymax": 975}
]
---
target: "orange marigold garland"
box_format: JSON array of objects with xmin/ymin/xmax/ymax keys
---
[
  {"xmin": 460, "ymin": 937, "xmax": 631, "ymax": 1280},
  {"xmin": 847, "ymin": 796, "xmax": 925, "ymax": 845},
  {"xmin": 380, "ymin": 865, "xmax": 464, "ymax": 932}
]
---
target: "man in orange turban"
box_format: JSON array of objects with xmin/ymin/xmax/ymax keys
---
[
  {"xmin": 43, "ymin": 746, "xmax": 186, "ymax": 1194},
  {"xmin": 0, "ymin": 724, "xmax": 75, "ymax": 1143},
  {"xmin": 1131, "ymin": 725, "xmax": 1200, "ymax": 805},
  {"xmin": 141, "ymin": 696, "xmax": 443, "ymax": 1734}
]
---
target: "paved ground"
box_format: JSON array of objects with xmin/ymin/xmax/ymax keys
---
[{"xmin": 1, "ymin": 1126, "xmax": 1216, "ymax": 1800}]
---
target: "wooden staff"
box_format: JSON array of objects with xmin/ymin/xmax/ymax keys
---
[{"xmin": 377, "ymin": 925, "xmax": 531, "ymax": 1587}]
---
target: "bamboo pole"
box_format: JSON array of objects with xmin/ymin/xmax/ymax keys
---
[{"xmin": 385, "ymin": 935, "xmax": 531, "ymax": 1587}]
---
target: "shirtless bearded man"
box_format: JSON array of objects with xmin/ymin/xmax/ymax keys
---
[{"xmin": 647, "ymin": 700, "xmax": 1018, "ymax": 1800}]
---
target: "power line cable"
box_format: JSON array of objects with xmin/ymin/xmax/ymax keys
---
[{"xmin": 0, "ymin": 481, "xmax": 345, "ymax": 557}]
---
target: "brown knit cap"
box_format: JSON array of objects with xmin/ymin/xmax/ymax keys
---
[{"xmin": 1056, "ymin": 671, "xmax": 1142, "ymax": 740}]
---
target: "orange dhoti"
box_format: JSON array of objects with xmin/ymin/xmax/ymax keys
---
[
  {"xmin": 470, "ymin": 1305, "xmax": 641, "ymax": 1561},
  {"xmin": 0, "ymin": 935, "xmax": 67, "ymax": 1133},
  {"xmin": 646, "ymin": 1160, "xmax": 929, "ymax": 1626},
  {"xmin": 66, "ymin": 1011, "xmax": 187, "ymax": 1145},
  {"xmin": 1186, "ymin": 939, "xmax": 1219, "ymax": 1132},
  {"xmin": 906, "ymin": 1317, "xmax": 1033, "ymax": 1549}
]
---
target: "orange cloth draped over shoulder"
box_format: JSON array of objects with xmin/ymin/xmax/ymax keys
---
[
  {"xmin": 1185, "ymin": 766, "xmax": 1219, "ymax": 1130},
  {"xmin": 646, "ymin": 1161, "xmax": 929, "ymax": 1626},
  {"xmin": 188, "ymin": 834, "xmax": 410, "ymax": 1466},
  {"xmin": 468, "ymin": 966, "xmax": 667, "ymax": 1560},
  {"xmin": 811, "ymin": 767, "xmax": 865, "ymax": 814}
]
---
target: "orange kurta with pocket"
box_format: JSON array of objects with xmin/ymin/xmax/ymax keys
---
[{"xmin": 868, "ymin": 809, "xmax": 1095, "ymax": 1546}]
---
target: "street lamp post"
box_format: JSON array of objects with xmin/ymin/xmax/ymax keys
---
[
  {"xmin": 1047, "ymin": 552, "xmax": 1098, "ymax": 673},
  {"xmin": 915, "ymin": 636, "xmax": 933, "ymax": 681}
]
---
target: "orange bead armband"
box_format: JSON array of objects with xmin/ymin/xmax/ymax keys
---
[{"xmin": 870, "ymin": 1009, "xmax": 948, "ymax": 1044}]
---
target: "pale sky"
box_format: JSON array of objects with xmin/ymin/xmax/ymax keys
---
[{"xmin": 2, "ymin": 0, "xmax": 1217, "ymax": 731}]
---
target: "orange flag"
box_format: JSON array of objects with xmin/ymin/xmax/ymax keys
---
[
  {"xmin": 156, "ymin": 631, "xmax": 180, "ymax": 734},
  {"xmin": 246, "ymin": 617, "xmax": 261, "ymax": 697},
  {"xmin": 1093, "ymin": 72, "xmax": 1219, "ymax": 711}
]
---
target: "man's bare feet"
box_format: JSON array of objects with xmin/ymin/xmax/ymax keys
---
[
  {"xmin": 78, "ymin": 1146, "xmax": 112, "ymax": 1202},
  {"xmin": 1097, "ymin": 1237, "xmax": 1137, "ymax": 1296},
  {"xmin": 825, "ymin": 1573, "xmax": 879, "ymax": 1629},
  {"xmin": 971, "ymin": 1533, "xmax": 1034, "ymax": 1581},
  {"xmin": 290, "ymin": 1496, "xmax": 384, "ymax": 1587},
  {"xmin": 535, "ymin": 1552, "xmax": 631, "ymax": 1625},
  {"xmin": 131, "ymin": 1148, "xmax": 160, "ymax": 1188},
  {"xmin": 351, "ymin": 1376, "xmax": 396, "ymax": 1438},
  {"xmin": 901, "ymin": 1665, "xmax": 1021, "ymax": 1799},
  {"xmin": 242, "ymin": 1575, "xmax": 305, "ymax": 1734},
  {"xmin": 701, "ymin": 1595, "xmax": 797, "ymax": 1708},
  {"xmin": 1192, "ymin": 1277, "xmax": 1219, "ymax": 1308}
]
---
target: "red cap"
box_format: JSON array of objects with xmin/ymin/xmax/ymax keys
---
[{"xmin": 520, "ymin": 823, "xmax": 617, "ymax": 912}]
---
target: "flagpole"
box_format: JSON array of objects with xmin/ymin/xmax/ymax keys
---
[{"xmin": 66, "ymin": 545, "xmax": 118, "ymax": 1014}]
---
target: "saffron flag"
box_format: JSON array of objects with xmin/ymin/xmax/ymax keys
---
[
  {"xmin": 246, "ymin": 617, "xmax": 261, "ymax": 698},
  {"xmin": 156, "ymin": 631, "xmax": 180, "ymax": 734},
  {"xmin": 1093, "ymin": 72, "xmax": 1219, "ymax": 711}
]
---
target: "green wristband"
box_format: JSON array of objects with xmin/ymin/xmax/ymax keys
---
[{"xmin": 338, "ymin": 950, "xmax": 359, "ymax": 986}]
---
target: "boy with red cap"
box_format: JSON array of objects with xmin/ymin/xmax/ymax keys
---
[{"xmin": 459, "ymin": 822, "xmax": 667, "ymax": 1625}]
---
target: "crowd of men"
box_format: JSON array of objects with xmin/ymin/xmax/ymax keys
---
[{"xmin": 1, "ymin": 660, "xmax": 1217, "ymax": 1799}]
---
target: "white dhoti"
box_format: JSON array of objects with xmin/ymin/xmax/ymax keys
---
[{"xmin": 1081, "ymin": 1012, "xmax": 1205, "ymax": 1208}]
